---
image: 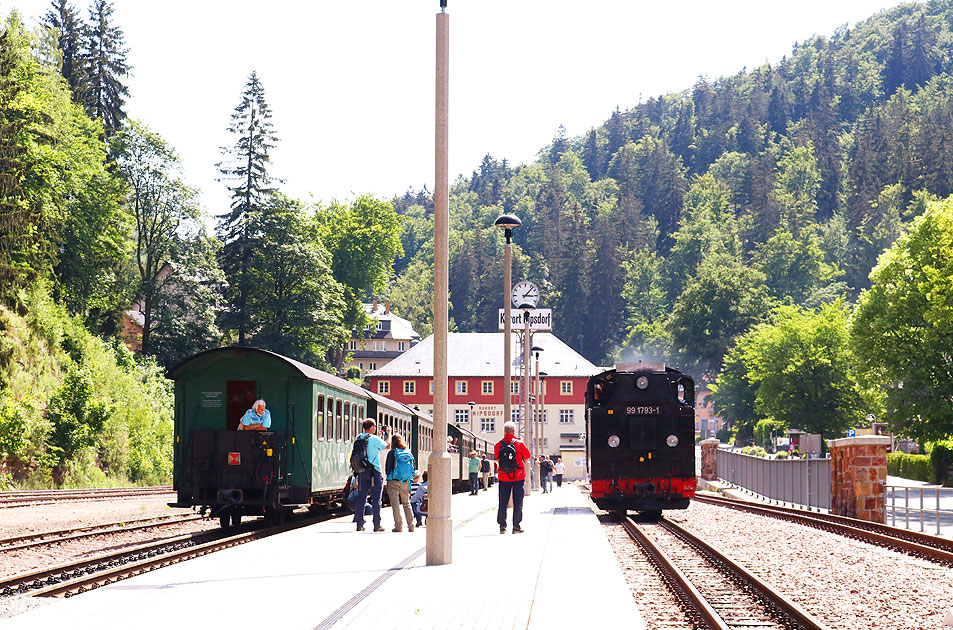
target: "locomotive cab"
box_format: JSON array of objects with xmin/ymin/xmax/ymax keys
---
[{"xmin": 586, "ymin": 363, "xmax": 696, "ymax": 514}]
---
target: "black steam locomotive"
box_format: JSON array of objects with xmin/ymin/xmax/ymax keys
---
[{"xmin": 585, "ymin": 363, "xmax": 696, "ymax": 514}]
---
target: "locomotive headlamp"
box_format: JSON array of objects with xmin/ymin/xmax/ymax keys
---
[
  {"xmin": 636, "ymin": 376, "xmax": 649, "ymax": 389},
  {"xmin": 608, "ymin": 435, "xmax": 620, "ymax": 448},
  {"xmin": 666, "ymin": 434, "xmax": 679, "ymax": 447}
]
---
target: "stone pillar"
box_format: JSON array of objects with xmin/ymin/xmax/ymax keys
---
[
  {"xmin": 700, "ymin": 438, "xmax": 720, "ymax": 481},
  {"xmin": 829, "ymin": 436, "xmax": 891, "ymax": 523}
]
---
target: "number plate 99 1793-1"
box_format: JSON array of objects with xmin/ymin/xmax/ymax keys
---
[{"xmin": 626, "ymin": 406, "xmax": 660, "ymax": 415}]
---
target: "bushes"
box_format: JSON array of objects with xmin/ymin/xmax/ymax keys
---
[
  {"xmin": 929, "ymin": 441, "xmax": 953, "ymax": 486},
  {"xmin": 0, "ymin": 285, "xmax": 173, "ymax": 487},
  {"xmin": 887, "ymin": 452, "xmax": 933, "ymax": 483}
]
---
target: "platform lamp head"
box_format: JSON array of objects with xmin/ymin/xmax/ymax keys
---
[{"xmin": 495, "ymin": 214, "xmax": 522, "ymax": 243}]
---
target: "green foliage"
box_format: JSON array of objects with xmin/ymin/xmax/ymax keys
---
[
  {"xmin": 850, "ymin": 197, "xmax": 953, "ymax": 443},
  {"xmin": 754, "ymin": 418, "xmax": 787, "ymax": 450},
  {"xmin": 740, "ymin": 446, "xmax": 768, "ymax": 457},
  {"xmin": 886, "ymin": 452, "xmax": 933, "ymax": 483},
  {"xmin": 929, "ymin": 440, "xmax": 953, "ymax": 486}
]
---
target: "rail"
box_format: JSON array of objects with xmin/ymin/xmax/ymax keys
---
[{"xmin": 885, "ymin": 485, "xmax": 953, "ymax": 537}]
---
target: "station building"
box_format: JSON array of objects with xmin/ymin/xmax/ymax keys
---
[
  {"xmin": 343, "ymin": 300, "xmax": 421, "ymax": 379},
  {"xmin": 366, "ymin": 332, "xmax": 603, "ymax": 481},
  {"xmin": 695, "ymin": 388, "xmax": 724, "ymax": 439}
]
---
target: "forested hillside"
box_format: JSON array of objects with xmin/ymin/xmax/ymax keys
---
[{"xmin": 389, "ymin": 1, "xmax": 953, "ymax": 381}]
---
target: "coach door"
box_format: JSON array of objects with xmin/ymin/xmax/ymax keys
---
[{"xmin": 226, "ymin": 380, "xmax": 257, "ymax": 429}]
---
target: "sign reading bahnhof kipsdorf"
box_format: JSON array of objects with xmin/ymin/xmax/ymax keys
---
[{"xmin": 497, "ymin": 309, "xmax": 553, "ymax": 331}]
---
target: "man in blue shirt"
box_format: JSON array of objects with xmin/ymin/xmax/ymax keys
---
[
  {"xmin": 239, "ymin": 399, "xmax": 271, "ymax": 431},
  {"xmin": 355, "ymin": 418, "xmax": 389, "ymax": 532}
]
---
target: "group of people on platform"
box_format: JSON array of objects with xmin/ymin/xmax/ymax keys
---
[{"xmin": 235, "ymin": 400, "xmax": 568, "ymax": 535}]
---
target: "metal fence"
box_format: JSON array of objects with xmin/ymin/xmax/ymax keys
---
[
  {"xmin": 716, "ymin": 448, "xmax": 831, "ymax": 511},
  {"xmin": 885, "ymin": 485, "xmax": 953, "ymax": 536}
]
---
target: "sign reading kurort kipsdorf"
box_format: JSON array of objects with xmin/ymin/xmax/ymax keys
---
[{"xmin": 498, "ymin": 309, "xmax": 552, "ymax": 331}]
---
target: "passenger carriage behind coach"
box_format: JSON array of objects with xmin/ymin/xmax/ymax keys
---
[{"xmin": 585, "ymin": 362, "xmax": 696, "ymax": 516}]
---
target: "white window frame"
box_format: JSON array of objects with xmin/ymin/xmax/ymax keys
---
[
  {"xmin": 378, "ymin": 381, "xmax": 390, "ymax": 395},
  {"xmin": 560, "ymin": 381, "xmax": 572, "ymax": 395},
  {"xmin": 454, "ymin": 408, "xmax": 469, "ymax": 425},
  {"xmin": 510, "ymin": 381, "xmax": 519, "ymax": 395},
  {"xmin": 403, "ymin": 381, "xmax": 415, "ymax": 395},
  {"xmin": 559, "ymin": 409, "xmax": 574, "ymax": 424},
  {"xmin": 349, "ymin": 340, "xmax": 357, "ymax": 350},
  {"xmin": 398, "ymin": 341, "xmax": 406, "ymax": 352},
  {"xmin": 482, "ymin": 381, "xmax": 493, "ymax": 395},
  {"xmin": 455, "ymin": 380, "xmax": 468, "ymax": 395},
  {"xmin": 481, "ymin": 417, "xmax": 495, "ymax": 433}
]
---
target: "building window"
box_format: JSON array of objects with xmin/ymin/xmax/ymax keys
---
[
  {"xmin": 403, "ymin": 381, "xmax": 415, "ymax": 395},
  {"xmin": 349, "ymin": 340, "xmax": 357, "ymax": 350},
  {"xmin": 510, "ymin": 381, "xmax": 519, "ymax": 395},
  {"xmin": 559, "ymin": 409, "xmax": 574, "ymax": 424},
  {"xmin": 482, "ymin": 381, "xmax": 493, "ymax": 395},
  {"xmin": 378, "ymin": 381, "xmax": 390, "ymax": 395},
  {"xmin": 358, "ymin": 362, "xmax": 363, "ymax": 371},
  {"xmin": 455, "ymin": 381, "xmax": 467, "ymax": 395},
  {"xmin": 532, "ymin": 438, "xmax": 549, "ymax": 450},
  {"xmin": 511, "ymin": 408, "xmax": 521, "ymax": 423},
  {"xmin": 533, "ymin": 410, "xmax": 548, "ymax": 423},
  {"xmin": 429, "ymin": 381, "xmax": 434, "ymax": 395},
  {"xmin": 373, "ymin": 340, "xmax": 385, "ymax": 351},
  {"xmin": 560, "ymin": 381, "xmax": 572, "ymax": 395},
  {"xmin": 369, "ymin": 362, "xmax": 377, "ymax": 371},
  {"xmin": 481, "ymin": 417, "xmax": 495, "ymax": 433},
  {"xmin": 398, "ymin": 341, "xmax": 406, "ymax": 351},
  {"xmin": 376, "ymin": 321, "xmax": 383, "ymax": 331},
  {"xmin": 454, "ymin": 408, "xmax": 469, "ymax": 425}
]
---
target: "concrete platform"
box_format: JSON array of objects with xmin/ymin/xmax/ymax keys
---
[{"xmin": 0, "ymin": 484, "xmax": 644, "ymax": 630}]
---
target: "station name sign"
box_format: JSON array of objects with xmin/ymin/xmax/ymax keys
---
[{"xmin": 498, "ymin": 308, "xmax": 553, "ymax": 331}]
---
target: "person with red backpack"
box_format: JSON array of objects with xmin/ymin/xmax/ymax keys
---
[{"xmin": 494, "ymin": 421, "xmax": 532, "ymax": 534}]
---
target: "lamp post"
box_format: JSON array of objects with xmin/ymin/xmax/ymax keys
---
[
  {"xmin": 539, "ymin": 372, "xmax": 547, "ymax": 462},
  {"xmin": 468, "ymin": 401, "xmax": 475, "ymax": 435},
  {"xmin": 429, "ymin": 0, "xmax": 451, "ymax": 566},
  {"xmin": 518, "ymin": 302, "xmax": 533, "ymax": 496},
  {"xmin": 531, "ymin": 346, "xmax": 543, "ymax": 461},
  {"xmin": 495, "ymin": 213, "xmax": 521, "ymax": 440}
]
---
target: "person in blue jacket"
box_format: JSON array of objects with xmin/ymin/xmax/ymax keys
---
[
  {"xmin": 238, "ymin": 399, "xmax": 271, "ymax": 431},
  {"xmin": 354, "ymin": 418, "xmax": 389, "ymax": 532}
]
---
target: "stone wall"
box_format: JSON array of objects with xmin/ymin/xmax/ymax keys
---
[
  {"xmin": 829, "ymin": 436, "xmax": 891, "ymax": 523},
  {"xmin": 700, "ymin": 438, "xmax": 719, "ymax": 481}
]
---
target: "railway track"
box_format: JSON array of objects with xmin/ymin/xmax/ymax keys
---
[
  {"xmin": 0, "ymin": 513, "xmax": 203, "ymax": 552},
  {"xmin": 694, "ymin": 494, "xmax": 953, "ymax": 566},
  {"xmin": 621, "ymin": 514, "xmax": 831, "ymax": 630},
  {"xmin": 1, "ymin": 512, "xmax": 332, "ymax": 599},
  {"xmin": 0, "ymin": 486, "xmax": 173, "ymax": 509}
]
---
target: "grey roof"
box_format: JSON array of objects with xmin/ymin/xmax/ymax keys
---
[
  {"xmin": 364, "ymin": 303, "xmax": 420, "ymax": 341},
  {"xmin": 368, "ymin": 333, "xmax": 600, "ymax": 378}
]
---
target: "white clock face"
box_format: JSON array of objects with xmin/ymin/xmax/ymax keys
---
[{"xmin": 512, "ymin": 281, "xmax": 540, "ymax": 308}]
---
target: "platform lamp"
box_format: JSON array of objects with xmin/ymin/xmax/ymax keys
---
[
  {"xmin": 468, "ymin": 401, "xmax": 476, "ymax": 435},
  {"xmin": 531, "ymin": 345, "xmax": 543, "ymax": 461},
  {"xmin": 494, "ymin": 214, "xmax": 521, "ymax": 445},
  {"xmin": 517, "ymin": 301, "xmax": 534, "ymax": 496}
]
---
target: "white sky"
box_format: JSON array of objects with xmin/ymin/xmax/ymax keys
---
[{"xmin": 6, "ymin": 0, "xmax": 896, "ymax": 218}]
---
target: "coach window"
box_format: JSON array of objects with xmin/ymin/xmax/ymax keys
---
[
  {"xmin": 326, "ymin": 397, "xmax": 333, "ymax": 440},
  {"xmin": 352, "ymin": 404, "xmax": 359, "ymax": 437},
  {"xmin": 379, "ymin": 381, "xmax": 390, "ymax": 395},
  {"xmin": 335, "ymin": 400, "xmax": 343, "ymax": 441},
  {"xmin": 344, "ymin": 403, "xmax": 351, "ymax": 440},
  {"xmin": 317, "ymin": 395, "xmax": 325, "ymax": 440},
  {"xmin": 560, "ymin": 381, "xmax": 572, "ymax": 395}
]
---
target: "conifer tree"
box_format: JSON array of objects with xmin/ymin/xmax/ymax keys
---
[
  {"xmin": 83, "ymin": 0, "xmax": 129, "ymax": 135},
  {"xmin": 44, "ymin": 0, "xmax": 88, "ymax": 105},
  {"xmin": 216, "ymin": 71, "xmax": 279, "ymax": 345}
]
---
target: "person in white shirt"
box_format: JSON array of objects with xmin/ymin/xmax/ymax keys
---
[{"xmin": 553, "ymin": 457, "xmax": 565, "ymax": 488}]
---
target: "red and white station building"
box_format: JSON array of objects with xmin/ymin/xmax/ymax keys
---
[{"xmin": 366, "ymin": 332, "xmax": 602, "ymax": 480}]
